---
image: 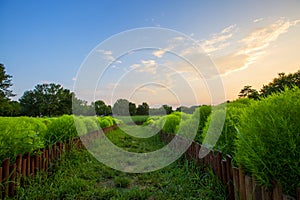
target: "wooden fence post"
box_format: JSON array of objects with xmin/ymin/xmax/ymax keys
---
[
  {"xmin": 252, "ymin": 176, "xmax": 262, "ymax": 200},
  {"xmin": 262, "ymin": 186, "xmax": 272, "ymax": 200},
  {"xmin": 24, "ymin": 152, "xmax": 30, "ymax": 177},
  {"xmin": 226, "ymin": 155, "xmax": 234, "ymax": 200},
  {"xmin": 194, "ymin": 143, "xmax": 201, "ymax": 165},
  {"xmin": 239, "ymin": 168, "xmax": 246, "ymax": 200},
  {"xmin": 2, "ymin": 158, "xmax": 10, "ymax": 197},
  {"xmin": 296, "ymin": 187, "xmax": 300, "ymax": 200},
  {"xmin": 221, "ymin": 159, "xmax": 227, "ymax": 185},
  {"xmin": 215, "ymin": 151, "xmax": 222, "ymax": 180},
  {"xmin": 233, "ymin": 167, "xmax": 240, "ymax": 200},
  {"xmin": 30, "ymin": 155, "xmax": 35, "ymax": 176},
  {"xmin": 42, "ymin": 148, "xmax": 46, "ymax": 171},
  {"xmin": 45, "ymin": 149, "xmax": 49, "ymax": 173},
  {"xmin": 21, "ymin": 159, "xmax": 27, "ymax": 186},
  {"xmin": 9, "ymin": 163, "xmax": 16, "ymax": 197},
  {"xmin": 34, "ymin": 152, "xmax": 39, "ymax": 173},
  {"xmin": 245, "ymin": 175, "xmax": 253, "ymax": 200},
  {"xmin": 52, "ymin": 143, "xmax": 57, "ymax": 163},
  {"xmin": 272, "ymin": 181, "xmax": 283, "ymax": 200}
]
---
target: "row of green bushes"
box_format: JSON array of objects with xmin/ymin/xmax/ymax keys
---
[
  {"xmin": 146, "ymin": 87, "xmax": 300, "ymax": 196},
  {"xmin": 0, "ymin": 115, "xmax": 120, "ymax": 161}
]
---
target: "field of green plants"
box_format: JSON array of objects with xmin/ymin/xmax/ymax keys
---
[
  {"xmin": 147, "ymin": 87, "xmax": 300, "ymax": 197},
  {"xmin": 10, "ymin": 125, "xmax": 225, "ymax": 199},
  {"xmin": 1, "ymin": 87, "xmax": 299, "ymax": 198},
  {"xmin": 0, "ymin": 115, "xmax": 119, "ymax": 161}
]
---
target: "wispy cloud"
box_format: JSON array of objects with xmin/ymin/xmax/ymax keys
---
[
  {"xmin": 201, "ymin": 24, "xmax": 237, "ymax": 53},
  {"xmin": 253, "ymin": 18, "xmax": 263, "ymax": 23},
  {"xmin": 129, "ymin": 60, "xmax": 157, "ymax": 75},
  {"xmin": 152, "ymin": 49, "xmax": 167, "ymax": 58},
  {"xmin": 96, "ymin": 49, "xmax": 115, "ymax": 61},
  {"xmin": 139, "ymin": 60, "xmax": 157, "ymax": 74},
  {"xmin": 213, "ymin": 18, "xmax": 300, "ymax": 76},
  {"xmin": 129, "ymin": 63, "xmax": 141, "ymax": 70}
]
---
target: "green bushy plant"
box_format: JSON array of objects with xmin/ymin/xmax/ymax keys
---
[
  {"xmin": 0, "ymin": 117, "xmax": 47, "ymax": 161},
  {"xmin": 81, "ymin": 117, "xmax": 99, "ymax": 133},
  {"xmin": 175, "ymin": 114, "xmax": 197, "ymax": 139},
  {"xmin": 161, "ymin": 113, "xmax": 181, "ymax": 134},
  {"xmin": 201, "ymin": 99, "xmax": 251, "ymax": 155},
  {"xmin": 235, "ymin": 87, "xmax": 300, "ymax": 196},
  {"xmin": 198, "ymin": 105, "xmax": 212, "ymax": 133},
  {"xmin": 44, "ymin": 115, "xmax": 87, "ymax": 145}
]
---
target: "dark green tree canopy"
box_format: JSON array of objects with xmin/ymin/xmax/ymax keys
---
[
  {"xmin": 129, "ymin": 102, "xmax": 136, "ymax": 116},
  {"xmin": 112, "ymin": 99, "xmax": 130, "ymax": 116},
  {"xmin": 238, "ymin": 85, "xmax": 259, "ymax": 100},
  {"xmin": 95, "ymin": 100, "xmax": 112, "ymax": 116},
  {"xmin": 239, "ymin": 70, "xmax": 300, "ymax": 100},
  {"xmin": 260, "ymin": 71, "xmax": 300, "ymax": 97},
  {"xmin": 19, "ymin": 83, "xmax": 72, "ymax": 117},
  {"xmin": 136, "ymin": 102, "xmax": 149, "ymax": 115},
  {"xmin": 0, "ymin": 63, "xmax": 15, "ymax": 100},
  {"xmin": 176, "ymin": 105, "xmax": 198, "ymax": 114},
  {"xmin": 162, "ymin": 104, "xmax": 173, "ymax": 115},
  {"xmin": 0, "ymin": 64, "xmax": 20, "ymax": 116}
]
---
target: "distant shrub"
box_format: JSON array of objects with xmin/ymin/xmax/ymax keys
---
[
  {"xmin": 161, "ymin": 113, "xmax": 181, "ymax": 134},
  {"xmin": 175, "ymin": 112, "xmax": 197, "ymax": 139},
  {"xmin": 235, "ymin": 87, "xmax": 300, "ymax": 196},
  {"xmin": 44, "ymin": 115, "xmax": 87, "ymax": 145},
  {"xmin": 198, "ymin": 105, "xmax": 212, "ymax": 133},
  {"xmin": 97, "ymin": 116, "xmax": 120, "ymax": 128},
  {"xmin": 81, "ymin": 117, "xmax": 99, "ymax": 133}
]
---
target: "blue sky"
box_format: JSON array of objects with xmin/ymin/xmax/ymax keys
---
[{"xmin": 1, "ymin": 1, "xmax": 300, "ymax": 107}]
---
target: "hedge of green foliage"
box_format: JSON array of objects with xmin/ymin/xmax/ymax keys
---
[
  {"xmin": 97, "ymin": 116, "xmax": 117, "ymax": 128},
  {"xmin": 201, "ymin": 99, "xmax": 251, "ymax": 156},
  {"xmin": 44, "ymin": 115, "xmax": 87, "ymax": 145},
  {"xmin": 198, "ymin": 105, "xmax": 212, "ymax": 134},
  {"xmin": 80, "ymin": 117, "xmax": 99, "ymax": 133},
  {"xmin": 235, "ymin": 87, "xmax": 300, "ymax": 196},
  {"xmin": 0, "ymin": 117, "xmax": 48, "ymax": 161},
  {"xmin": 0, "ymin": 115, "xmax": 120, "ymax": 160},
  {"xmin": 152, "ymin": 112, "xmax": 183, "ymax": 134}
]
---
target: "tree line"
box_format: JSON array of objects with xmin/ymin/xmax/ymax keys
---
[
  {"xmin": 1, "ymin": 64, "xmax": 190, "ymax": 117},
  {"xmin": 1, "ymin": 63, "xmax": 299, "ymax": 116},
  {"xmin": 238, "ymin": 70, "xmax": 300, "ymax": 100}
]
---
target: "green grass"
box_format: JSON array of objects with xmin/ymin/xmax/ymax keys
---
[
  {"xmin": 105, "ymin": 125, "xmax": 163, "ymax": 153},
  {"xmin": 115, "ymin": 115, "xmax": 149, "ymax": 124},
  {"xmin": 11, "ymin": 125, "xmax": 226, "ymax": 200}
]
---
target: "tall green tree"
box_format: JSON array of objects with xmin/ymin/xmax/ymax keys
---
[
  {"xmin": 162, "ymin": 104, "xmax": 173, "ymax": 115},
  {"xmin": 72, "ymin": 97, "xmax": 96, "ymax": 116},
  {"xmin": 19, "ymin": 83, "xmax": 72, "ymax": 117},
  {"xmin": 136, "ymin": 102, "xmax": 149, "ymax": 115},
  {"xmin": 0, "ymin": 64, "xmax": 18, "ymax": 116},
  {"xmin": 95, "ymin": 100, "xmax": 111, "ymax": 116},
  {"xmin": 112, "ymin": 99, "xmax": 130, "ymax": 116},
  {"xmin": 260, "ymin": 71, "xmax": 300, "ymax": 97},
  {"xmin": 238, "ymin": 85, "xmax": 259, "ymax": 100},
  {"xmin": 129, "ymin": 102, "xmax": 136, "ymax": 116}
]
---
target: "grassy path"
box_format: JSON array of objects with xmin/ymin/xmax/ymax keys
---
[{"xmin": 12, "ymin": 125, "xmax": 225, "ymax": 200}]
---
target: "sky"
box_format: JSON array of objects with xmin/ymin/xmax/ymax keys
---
[{"xmin": 1, "ymin": 0, "xmax": 300, "ymax": 107}]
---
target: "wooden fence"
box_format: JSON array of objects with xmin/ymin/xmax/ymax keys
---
[
  {"xmin": 0, "ymin": 125, "xmax": 117, "ymax": 199},
  {"xmin": 160, "ymin": 132, "xmax": 300, "ymax": 200}
]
